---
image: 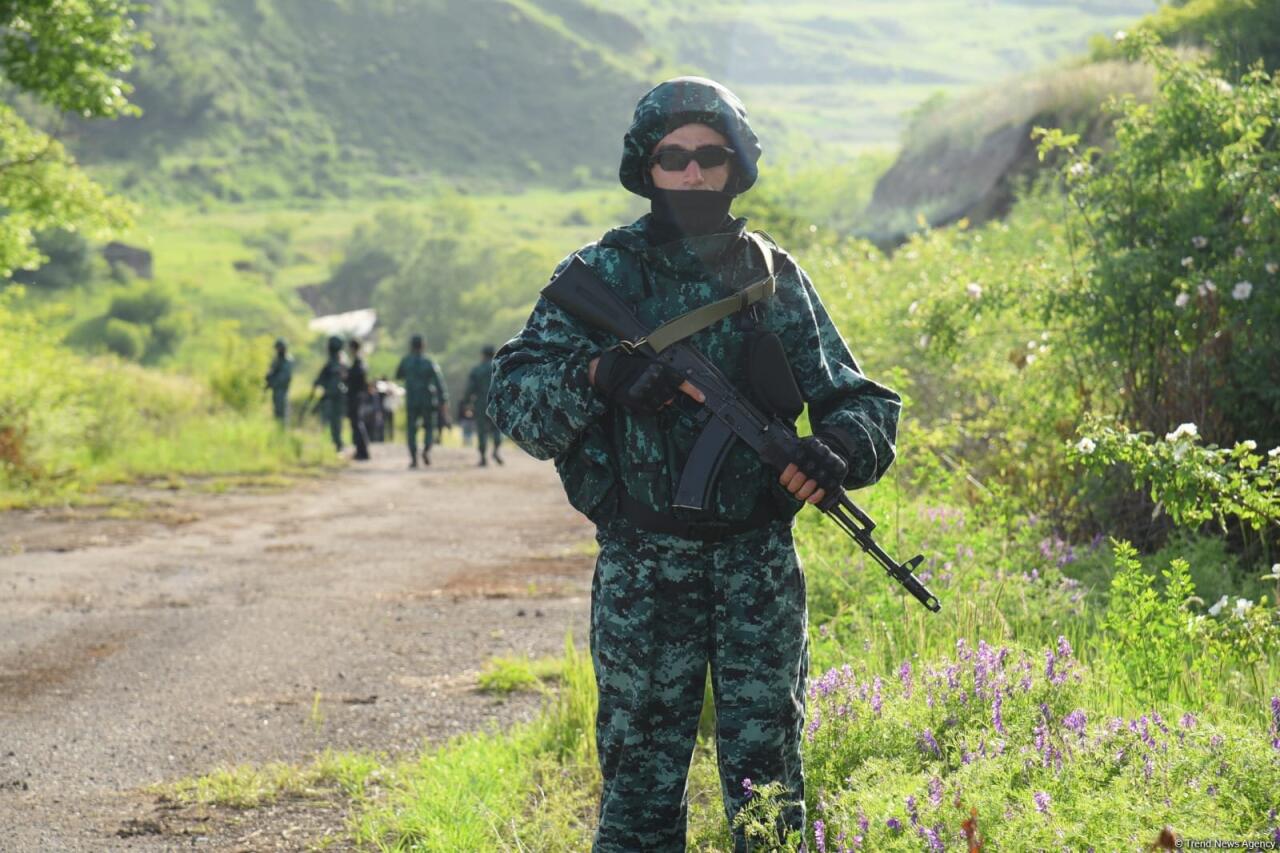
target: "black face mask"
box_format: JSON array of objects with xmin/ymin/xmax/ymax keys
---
[{"xmin": 649, "ymin": 188, "xmax": 735, "ymax": 240}]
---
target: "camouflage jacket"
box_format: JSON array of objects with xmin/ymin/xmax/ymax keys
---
[
  {"xmin": 463, "ymin": 360, "xmax": 495, "ymax": 410},
  {"xmin": 395, "ymin": 352, "xmax": 447, "ymax": 407},
  {"xmin": 265, "ymin": 355, "xmax": 293, "ymax": 394},
  {"xmin": 312, "ymin": 355, "xmax": 346, "ymax": 401},
  {"xmin": 488, "ymin": 216, "xmax": 901, "ymax": 525}
]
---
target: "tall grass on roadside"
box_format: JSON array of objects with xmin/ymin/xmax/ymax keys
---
[{"xmin": 0, "ymin": 289, "xmax": 331, "ymax": 507}]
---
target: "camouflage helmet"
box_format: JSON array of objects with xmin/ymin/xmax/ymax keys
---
[
  {"xmin": 410, "ymin": 333, "xmax": 424, "ymax": 349},
  {"xmin": 274, "ymin": 336, "xmax": 287, "ymax": 349},
  {"xmin": 326, "ymin": 335, "xmax": 343, "ymax": 353},
  {"xmin": 619, "ymin": 76, "xmax": 762, "ymax": 199}
]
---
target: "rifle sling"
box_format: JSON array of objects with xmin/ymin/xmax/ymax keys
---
[{"xmin": 643, "ymin": 232, "xmax": 776, "ymax": 353}]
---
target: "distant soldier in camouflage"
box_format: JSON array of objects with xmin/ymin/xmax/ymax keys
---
[
  {"xmin": 311, "ymin": 335, "xmax": 346, "ymax": 452},
  {"xmin": 395, "ymin": 334, "xmax": 447, "ymax": 468},
  {"xmin": 488, "ymin": 78, "xmax": 901, "ymax": 852},
  {"xmin": 462, "ymin": 344, "xmax": 503, "ymax": 466},
  {"xmin": 264, "ymin": 337, "xmax": 293, "ymax": 424}
]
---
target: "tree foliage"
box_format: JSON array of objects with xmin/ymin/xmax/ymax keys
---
[{"xmin": 0, "ymin": 0, "xmax": 148, "ymax": 276}]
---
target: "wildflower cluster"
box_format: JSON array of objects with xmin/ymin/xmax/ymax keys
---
[{"xmin": 791, "ymin": 636, "xmax": 1280, "ymax": 851}]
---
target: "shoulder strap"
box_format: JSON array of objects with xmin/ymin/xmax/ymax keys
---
[{"xmin": 643, "ymin": 231, "xmax": 776, "ymax": 353}]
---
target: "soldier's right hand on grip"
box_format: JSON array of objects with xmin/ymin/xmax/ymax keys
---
[{"xmin": 593, "ymin": 348, "xmax": 686, "ymax": 414}]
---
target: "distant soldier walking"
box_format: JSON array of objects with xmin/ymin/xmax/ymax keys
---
[
  {"xmin": 346, "ymin": 338, "xmax": 372, "ymax": 461},
  {"xmin": 311, "ymin": 335, "xmax": 346, "ymax": 452},
  {"xmin": 463, "ymin": 345, "xmax": 503, "ymax": 466},
  {"xmin": 264, "ymin": 337, "xmax": 293, "ymax": 424},
  {"xmin": 395, "ymin": 334, "xmax": 448, "ymax": 468}
]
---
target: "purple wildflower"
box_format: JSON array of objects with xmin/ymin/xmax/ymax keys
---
[
  {"xmin": 812, "ymin": 668, "xmax": 840, "ymax": 698},
  {"xmin": 1210, "ymin": 734, "xmax": 1224, "ymax": 749},
  {"xmin": 899, "ymin": 660, "xmax": 913, "ymax": 698},
  {"xmin": 920, "ymin": 825, "xmax": 945, "ymax": 852},
  {"xmin": 806, "ymin": 711, "xmax": 821, "ymax": 741},
  {"xmin": 858, "ymin": 813, "xmax": 869, "ymax": 834},
  {"xmin": 929, "ymin": 776, "xmax": 943, "ymax": 807},
  {"xmin": 1034, "ymin": 791, "xmax": 1052, "ymax": 815},
  {"xmin": 1271, "ymin": 697, "xmax": 1280, "ymax": 748},
  {"xmin": 920, "ymin": 728, "xmax": 941, "ymax": 758},
  {"xmin": 1064, "ymin": 709, "xmax": 1088, "ymax": 736},
  {"xmin": 870, "ymin": 677, "xmax": 883, "ymax": 716},
  {"xmin": 1179, "ymin": 713, "xmax": 1198, "ymax": 729},
  {"xmin": 906, "ymin": 795, "xmax": 920, "ymax": 826},
  {"xmin": 742, "ymin": 778, "xmax": 753, "ymax": 797},
  {"xmin": 1057, "ymin": 635, "xmax": 1073, "ymax": 659},
  {"xmin": 993, "ymin": 692, "xmax": 1006, "ymax": 735},
  {"xmin": 813, "ymin": 819, "xmax": 826, "ymax": 853},
  {"xmin": 887, "ymin": 817, "xmax": 902, "ymax": 832}
]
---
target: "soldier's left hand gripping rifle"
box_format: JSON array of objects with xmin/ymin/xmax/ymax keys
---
[{"xmin": 543, "ymin": 256, "xmax": 940, "ymax": 613}]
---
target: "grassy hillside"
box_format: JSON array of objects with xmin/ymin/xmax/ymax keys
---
[
  {"xmin": 50, "ymin": 0, "xmax": 1162, "ymax": 202},
  {"xmin": 60, "ymin": 0, "xmax": 660, "ymax": 201}
]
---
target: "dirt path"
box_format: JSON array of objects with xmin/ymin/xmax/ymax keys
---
[{"xmin": 0, "ymin": 442, "xmax": 596, "ymax": 851}]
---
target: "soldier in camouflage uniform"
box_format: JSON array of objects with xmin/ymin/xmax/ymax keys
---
[
  {"xmin": 312, "ymin": 335, "xmax": 347, "ymax": 452},
  {"xmin": 395, "ymin": 334, "xmax": 448, "ymax": 467},
  {"xmin": 462, "ymin": 344, "xmax": 503, "ymax": 466},
  {"xmin": 488, "ymin": 78, "xmax": 900, "ymax": 852},
  {"xmin": 264, "ymin": 337, "xmax": 293, "ymax": 424}
]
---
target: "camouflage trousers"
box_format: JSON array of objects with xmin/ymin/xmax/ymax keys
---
[
  {"xmin": 404, "ymin": 399, "xmax": 436, "ymax": 459},
  {"xmin": 321, "ymin": 397, "xmax": 344, "ymax": 451},
  {"xmin": 591, "ymin": 519, "xmax": 808, "ymax": 853}
]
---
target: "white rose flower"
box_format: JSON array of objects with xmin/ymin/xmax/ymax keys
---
[
  {"xmin": 1114, "ymin": 30, "xmax": 1127, "ymax": 42},
  {"xmin": 1242, "ymin": 214, "xmax": 1253, "ymax": 225},
  {"xmin": 966, "ymin": 282, "xmax": 983, "ymax": 299},
  {"xmin": 1181, "ymin": 256, "xmax": 1194, "ymax": 268},
  {"xmin": 1232, "ymin": 598, "xmax": 1253, "ymax": 619},
  {"xmin": 1191, "ymin": 235, "xmax": 1208, "ymax": 249},
  {"xmin": 1269, "ymin": 447, "xmax": 1280, "ymax": 459},
  {"xmin": 1175, "ymin": 293, "xmax": 1190, "ymax": 308},
  {"xmin": 1075, "ymin": 437, "xmax": 1096, "ymax": 454},
  {"xmin": 1068, "ymin": 162, "xmax": 1088, "ymax": 178},
  {"xmin": 1165, "ymin": 423, "xmax": 1198, "ymax": 442},
  {"xmin": 1266, "ymin": 262, "xmax": 1278, "ymax": 275},
  {"xmin": 1208, "ymin": 594, "xmax": 1228, "ymax": 617},
  {"xmin": 1240, "ymin": 439, "xmax": 1257, "ymax": 450},
  {"xmin": 1198, "ymin": 279, "xmax": 1216, "ymax": 296},
  {"xmin": 1232, "ymin": 281, "xmax": 1253, "ymax": 300}
]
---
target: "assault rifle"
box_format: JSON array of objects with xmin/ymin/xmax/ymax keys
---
[{"xmin": 543, "ymin": 256, "xmax": 940, "ymax": 613}]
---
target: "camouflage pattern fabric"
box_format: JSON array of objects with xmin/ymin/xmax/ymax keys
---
[
  {"xmin": 321, "ymin": 396, "xmax": 343, "ymax": 451},
  {"xmin": 591, "ymin": 519, "xmax": 807, "ymax": 853},
  {"xmin": 619, "ymin": 76, "xmax": 762, "ymax": 199},
  {"xmin": 313, "ymin": 355, "xmax": 346, "ymax": 451},
  {"xmin": 404, "ymin": 400, "xmax": 436, "ymax": 459},
  {"xmin": 396, "ymin": 352, "xmax": 446, "ymax": 460},
  {"xmin": 487, "ymin": 76, "xmax": 901, "ymax": 851},
  {"xmin": 464, "ymin": 360, "xmax": 502, "ymax": 456},
  {"xmin": 395, "ymin": 352, "xmax": 447, "ymax": 407},
  {"xmin": 264, "ymin": 354, "xmax": 293, "ymax": 422}
]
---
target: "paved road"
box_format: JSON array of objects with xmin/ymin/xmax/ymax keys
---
[{"xmin": 0, "ymin": 442, "xmax": 594, "ymax": 851}]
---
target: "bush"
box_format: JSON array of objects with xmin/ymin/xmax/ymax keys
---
[
  {"xmin": 1037, "ymin": 35, "xmax": 1280, "ymax": 451},
  {"xmin": 101, "ymin": 317, "xmax": 148, "ymax": 360}
]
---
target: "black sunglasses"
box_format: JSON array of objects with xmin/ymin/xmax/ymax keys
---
[{"xmin": 649, "ymin": 145, "xmax": 736, "ymax": 172}]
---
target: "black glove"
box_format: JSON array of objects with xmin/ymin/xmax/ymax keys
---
[
  {"xmin": 593, "ymin": 348, "xmax": 685, "ymax": 415},
  {"xmin": 786, "ymin": 435, "xmax": 848, "ymax": 506}
]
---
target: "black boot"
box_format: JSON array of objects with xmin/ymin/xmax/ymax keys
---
[{"xmin": 422, "ymin": 448, "xmax": 431, "ymax": 466}]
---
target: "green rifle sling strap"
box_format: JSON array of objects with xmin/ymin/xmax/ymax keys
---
[{"xmin": 642, "ymin": 231, "xmax": 777, "ymax": 354}]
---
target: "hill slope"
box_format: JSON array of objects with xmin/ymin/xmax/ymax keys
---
[
  {"xmin": 62, "ymin": 0, "xmax": 658, "ymax": 200},
  {"xmin": 55, "ymin": 0, "xmax": 1162, "ymax": 201}
]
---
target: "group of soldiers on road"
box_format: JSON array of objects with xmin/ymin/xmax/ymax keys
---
[{"xmin": 262, "ymin": 334, "xmax": 503, "ymax": 468}]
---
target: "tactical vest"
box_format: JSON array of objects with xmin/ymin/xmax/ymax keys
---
[{"xmin": 554, "ymin": 225, "xmax": 804, "ymax": 530}]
